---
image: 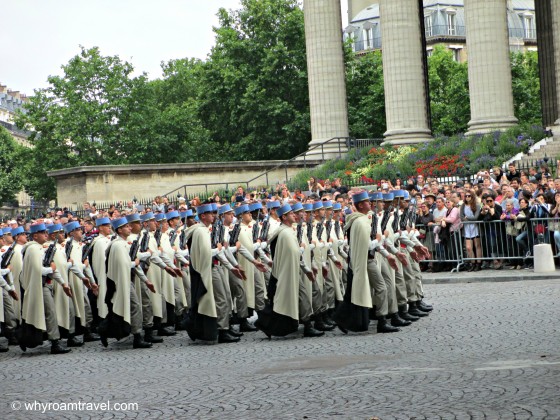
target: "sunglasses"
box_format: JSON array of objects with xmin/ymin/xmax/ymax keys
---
[
  {"xmin": 486, "ymin": 199, "xmax": 494, "ymax": 203},
  {"xmin": 465, "ymin": 195, "xmax": 472, "ymax": 198}
]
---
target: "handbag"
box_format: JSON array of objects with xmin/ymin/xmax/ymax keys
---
[
  {"xmin": 548, "ymin": 220, "xmax": 560, "ymax": 232},
  {"xmin": 506, "ymin": 222, "xmax": 519, "ymax": 236}
]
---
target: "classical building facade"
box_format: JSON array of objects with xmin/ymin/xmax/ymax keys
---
[
  {"xmin": 346, "ymin": 0, "xmax": 538, "ymax": 61},
  {"xmin": 0, "ymin": 83, "xmax": 34, "ymax": 214},
  {"xmin": 302, "ymin": 0, "xmax": 560, "ymax": 149}
]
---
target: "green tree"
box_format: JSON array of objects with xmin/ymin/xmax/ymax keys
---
[
  {"xmin": 346, "ymin": 50, "xmax": 386, "ymax": 139},
  {"xmin": 147, "ymin": 58, "xmax": 215, "ymax": 163},
  {"xmin": 0, "ymin": 128, "xmax": 26, "ymax": 204},
  {"xmin": 15, "ymin": 46, "xmax": 154, "ymax": 200},
  {"xmin": 511, "ymin": 50, "xmax": 542, "ymax": 126},
  {"xmin": 427, "ymin": 45, "xmax": 471, "ymax": 136},
  {"xmin": 198, "ymin": 0, "xmax": 310, "ymax": 160}
]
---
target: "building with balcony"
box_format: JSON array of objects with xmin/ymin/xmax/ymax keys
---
[{"xmin": 345, "ymin": 0, "xmax": 537, "ymax": 61}]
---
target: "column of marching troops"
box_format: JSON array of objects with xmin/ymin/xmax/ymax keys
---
[{"xmin": 0, "ymin": 189, "xmax": 433, "ymax": 354}]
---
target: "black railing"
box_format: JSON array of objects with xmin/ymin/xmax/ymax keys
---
[
  {"xmin": 0, "ymin": 120, "xmax": 31, "ymax": 138},
  {"xmin": 353, "ymin": 37, "xmax": 382, "ymax": 52},
  {"xmin": 162, "ymin": 137, "xmax": 360, "ymax": 200},
  {"xmin": 425, "ymin": 25, "xmax": 466, "ymax": 38}
]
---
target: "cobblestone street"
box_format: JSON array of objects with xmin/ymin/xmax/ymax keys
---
[{"xmin": 1, "ymin": 279, "xmax": 559, "ymax": 419}]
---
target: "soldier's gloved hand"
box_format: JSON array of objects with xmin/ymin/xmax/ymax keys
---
[
  {"xmin": 260, "ymin": 242, "xmax": 268, "ymax": 250},
  {"xmin": 369, "ymin": 240, "xmax": 378, "ymax": 251}
]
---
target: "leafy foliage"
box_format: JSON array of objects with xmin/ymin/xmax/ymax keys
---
[
  {"xmin": 13, "ymin": 1, "xmax": 544, "ymax": 203},
  {"xmin": 288, "ymin": 126, "xmax": 549, "ymax": 189},
  {"xmin": 0, "ymin": 128, "xmax": 27, "ymax": 203}
]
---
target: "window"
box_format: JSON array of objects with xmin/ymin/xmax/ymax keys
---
[
  {"xmin": 524, "ymin": 15, "xmax": 535, "ymax": 39},
  {"xmin": 449, "ymin": 45, "xmax": 463, "ymax": 62},
  {"xmin": 452, "ymin": 49, "xmax": 461, "ymax": 62},
  {"xmin": 425, "ymin": 14, "xmax": 433, "ymax": 37},
  {"xmin": 363, "ymin": 28, "xmax": 373, "ymax": 49},
  {"xmin": 447, "ymin": 12, "xmax": 456, "ymax": 36}
]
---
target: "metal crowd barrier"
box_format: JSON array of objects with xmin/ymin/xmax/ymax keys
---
[
  {"xmin": 414, "ymin": 218, "xmax": 560, "ymax": 272},
  {"xmin": 415, "ymin": 223, "xmax": 464, "ymax": 273}
]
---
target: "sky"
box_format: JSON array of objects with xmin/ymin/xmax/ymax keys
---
[{"xmin": 1, "ymin": 0, "xmax": 349, "ymax": 96}]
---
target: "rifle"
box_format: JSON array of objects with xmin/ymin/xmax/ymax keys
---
[
  {"xmin": 325, "ymin": 214, "xmax": 333, "ymax": 241},
  {"xmin": 1, "ymin": 242, "xmax": 15, "ymax": 269},
  {"xmin": 65, "ymin": 240, "xmax": 73, "ymax": 261},
  {"xmin": 81, "ymin": 239, "xmax": 94, "ymax": 263},
  {"xmin": 369, "ymin": 212, "xmax": 379, "ymax": 258},
  {"xmin": 168, "ymin": 229, "xmax": 178, "ymax": 248},
  {"xmin": 296, "ymin": 220, "xmax": 303, "ymax": 245},
  {"xmin": 316, "ymin": 216, "xmax": 326, "ymax": 242},
  {"xmin": 229, "ymin": 222, "xmax": 241, "ymax": 247},
  {"xmin": 252, "ymin": 209, "xmax": 261, "ymax": 243},
  {"xmin": 408, "ymin": 199, "xmax": 418, "ymax": 228},
  {"xmin": 139, "ymin": 230, "xmax": 151, "ymax": 271},
  {"xmin": 380, "ymin": 206, "xmax": 393, "ymax": 232},
  {"xmin": 211, "ymin": 218, "xmax": 223, "ymax": 249},
  {"xmin": 42, "ymin": 242, "xmax": 57, "ymax": 284},
  {"xmin": 334, "ymin": 218, "xmax": 341, "ymax": 239},
  {"xmin": 259, "ymin": 216, "xmax": 270, "ymax": 242},
  {"xmin": 129, "ymin": 237, "xmax": 140, "ymax": 261},
  {"xmin": 154, "ymin": 228, "xmax": 162, "ymax": 247},
  {"xmin": 179, "ymin": 229, "xmax": 187, "ymax": 250}
]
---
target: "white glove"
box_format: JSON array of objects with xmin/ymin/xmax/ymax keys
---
[
  {"xmin": 369, "ymin": 239, "xmax": 379, "ymax": 251},
  {"xmin": 300, "ymin": 247, "xmax": 305, "ymax": 255},
  {"xmin": 260, "ymin": 242, "xmax": 268, "ymax": 250},
  {"xmin": 318, "ymin": 242, "xmax": 325, "ymax": 249}
]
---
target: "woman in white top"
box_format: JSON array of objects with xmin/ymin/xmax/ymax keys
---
[{"xmin": 460, "ymin": 190, "xmax": 482, "ymax": 271}]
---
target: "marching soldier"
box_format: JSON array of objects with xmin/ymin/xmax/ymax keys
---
[
  {"xmin": 19, "ymin": 223, "xmax": 73, "ymax": 354},
  {"xmin": 310, "ymin": 201, "xmax": 335, "ymax": 332},
  {"xmin": 0, "ymin": 229, "xmax": 19, "ymax": 349},
  {"xmin": 126, "ymin": 213, "xmax": 164, "ymax": 344},
  {"xmin": 46, "ymin": 224, "xmax": 78, "ymax": 346},
  {"xmin": 291, "ymin": 202, "xmax": 323, "ymax": 338},
  {"xmin": 183, "ymin": 204, "xmax": 220, "ymax": 342},
  {"xmin": 98, "ymin": 217, "xmax": 153, "ymax": 349},
  {"xmin": 63, "ymin": 221, "xmax": 100, "ymax": 342},
  {"xmin": 255, "ymin": 204, "xmax": 300, "ymax": 338}
]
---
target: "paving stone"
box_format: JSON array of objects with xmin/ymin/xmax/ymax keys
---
[{"xmin": 1, "ymin": 279, "xmax": 559, "ymax": 419}]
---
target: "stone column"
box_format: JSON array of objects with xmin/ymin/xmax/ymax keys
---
[
  {"xmin": 380, "ymin": 0, "xmax": 432, "ymax": 145},
  {"xmin": 552, "ymin": 0, "xmax": 560, "ymax": 126},
  {"xmin": 304, "ymin": 0, "xmax": 349, "ymax": 157},
  {"xmin": 465, "ymin": 0, "xmax": 518, "ymax": 134}
]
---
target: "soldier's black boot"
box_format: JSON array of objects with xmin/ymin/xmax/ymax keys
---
[
  {"xmin": 323, "ymin": 310, "xmax": 336, "ymax": 327},
  {"xmin": 407, "ymin": 301, "xmax": 429, "ymax": 317},
  {"xmin": 418, "ymin": 299, "xmax": 433, "ymax": 312},
  {"xmin": 83, "ymin": 328, "xmax": 101, "ymax": 342},
  {"xmin": 390, "ymin": 312, "xmax": 412, "ymax": 327},
  {"xmin": 376, "ymin": 316, "xmax": 400, "ymax": 333},
  {"xmin": 314, "ymin": 313, "xmax": 335, "ymax": 332},
  {"xmin": 0, "ymin": 341, "xmax": 8, "ymax": 352},
  {"xmin": 133, "ymin": 333, "xmax": 152, "ymax": 349},
  {"xmin": 158, "ymin": 324, "xmax": 177, "ymax": 336},
  {"xmin": 398, "ymin": 304, "xmax": 419, "ymax": 322},
  {"xmin": 218, "ymin": 329, "xmax": 240, "ymax": 344},
  {"xmin": 239, "ymin": 318, "xmax": 258, "ymax": 332},
  {"xmin": 303, "ymin": 321, "xmax": 324, "ymax": 338},
  {"xmin": 5, "ymin": 329, "xmax": 18, "ymax": 346},
  {"xmin": 67, "ymin": 333, "xmax": 84, "ymax": 347},
  {"xmin": 228, "ymin": 326, "xmax": 244, "ymax": 338},
  {"xmin": 50, "ymin": 339, "xmax": 72, "ymax": 354},
  {"xmin": 143, "ymin": 327, "xmax": 163, "ymax": 344}
]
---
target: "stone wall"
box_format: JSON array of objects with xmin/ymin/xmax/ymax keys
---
[{"xmin": 48, "ymin": 160, "xmax": 320, "ymax": 207}]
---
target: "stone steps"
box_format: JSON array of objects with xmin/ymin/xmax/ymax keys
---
[{"xmin": 509, "ymin": 136, "xmax": 560, "ymax": 169}]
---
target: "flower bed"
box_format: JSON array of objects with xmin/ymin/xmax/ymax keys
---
[{"xmin": 288, "ymin": 125, "xmax": 548, "ymax": 190}]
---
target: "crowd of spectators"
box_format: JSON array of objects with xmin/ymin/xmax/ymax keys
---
[{"xmin": 2, "ymin": 163, "xmax": 559, "ymax": 273}]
